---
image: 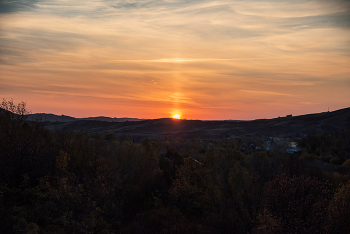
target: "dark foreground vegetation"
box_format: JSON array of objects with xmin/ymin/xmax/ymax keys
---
[{"xmin": 1, "ymin": 100, "xmax": 350, "ymax": 233}]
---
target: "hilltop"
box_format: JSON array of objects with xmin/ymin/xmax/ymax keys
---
[
  {"xmin": 27, "ymin": 113, "xmax": 145, "ymax": 123},
  {"xmin": 28, "ymin": 107, "xmax": 350, "ymax": 140}
]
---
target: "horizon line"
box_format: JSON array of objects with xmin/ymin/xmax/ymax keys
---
[{"xmin": 26, "ymin": 106, "xmax": 349, "ymax": 122}]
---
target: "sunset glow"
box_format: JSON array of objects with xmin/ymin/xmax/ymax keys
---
[
  {"xmin": 0, "ymin": 0, "xmax": 349, "ymax": 120},
  {"xmin": 173, "ymin": 114, "xmax": 180, "ymax": 119}
]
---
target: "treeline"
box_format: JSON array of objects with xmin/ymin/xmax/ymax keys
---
[
  {"xmin": 300, "ymin": 130, "xmax": 350, "ymax": 165},
  {"xmin": 0, "ymin": 102, "xmax": 349, "ymax": 233}
]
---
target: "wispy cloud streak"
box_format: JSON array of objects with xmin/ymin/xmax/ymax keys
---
[{"xmin": 0, "ymin": 0, "xmax": 349, "ymax": 119}]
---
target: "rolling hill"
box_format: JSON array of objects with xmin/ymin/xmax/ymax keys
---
[{"xmin": 28, "ymin": 107, "xmax": 350, "ymax": 140}]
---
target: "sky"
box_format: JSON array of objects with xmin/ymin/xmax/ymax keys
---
[{"xmin": 0, "ymin": 0, "xmax": 349, "ymax": 120}]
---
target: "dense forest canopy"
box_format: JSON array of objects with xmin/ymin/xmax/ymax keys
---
[{"xmin": 0, "ymin": 99, "xmax": 349, "ymax": 233}]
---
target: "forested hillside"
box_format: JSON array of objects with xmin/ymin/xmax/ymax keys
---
[{"xmin": 1, "ymin": 101, "xmax": 349, "ymax": 233}]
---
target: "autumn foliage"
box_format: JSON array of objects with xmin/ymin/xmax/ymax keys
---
[{"xmin": 0, "ymin": 100, "xmax": 349, "ymax": 233}]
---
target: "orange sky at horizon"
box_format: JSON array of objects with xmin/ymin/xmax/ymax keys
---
[{"xmin": 1, "ymin": 0, "xmax": 349, "ymax": 120}]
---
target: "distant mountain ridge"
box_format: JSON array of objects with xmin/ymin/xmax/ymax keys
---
[
  {"xmin": 27, "ymin": 113, "xmax": 145, "ymax": 122},
  {"xmin": 26, "ymin": 107, "xmax": 350, "ymax": 140}
]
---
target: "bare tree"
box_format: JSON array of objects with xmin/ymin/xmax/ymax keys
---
[{"xmin": 1, "ymin": 98, "xmax": 30, "ymax": 124}]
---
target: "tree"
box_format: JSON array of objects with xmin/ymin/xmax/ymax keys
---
[
  {"xmin": 1, "ymin": 98, "xmax": 30, "ymax": 125},
  {"xmin": 327, "ymin": 181, "xmax": 350, "ymax": 233},
  {"xmin": 257, "ymin": 174, "xmax": 333, "ymax": 233}
]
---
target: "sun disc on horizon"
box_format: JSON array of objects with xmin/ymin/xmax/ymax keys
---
[{"xmin": 173, "ymin": 114, "xmax": 180, "ymax": 119}]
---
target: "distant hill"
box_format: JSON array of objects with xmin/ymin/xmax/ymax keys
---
[
  {"xmin": 27, "ymin": 113, "xmax": 76, "ymax": 122},
  {"xmin": 29, "ymin": 107, "xmax": 350, "ymax": 140},
  {"xmin": 81, "ymin": 116, "xmax": 144, "ymax": 122},
  {"xmin": 27, "ymin": 113, "xmax": 145, "ymax": 123}
]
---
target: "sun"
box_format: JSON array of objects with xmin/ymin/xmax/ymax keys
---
[{"xmin": 172, "ymin": 114, "xmax": 180, "ymax": 119}]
